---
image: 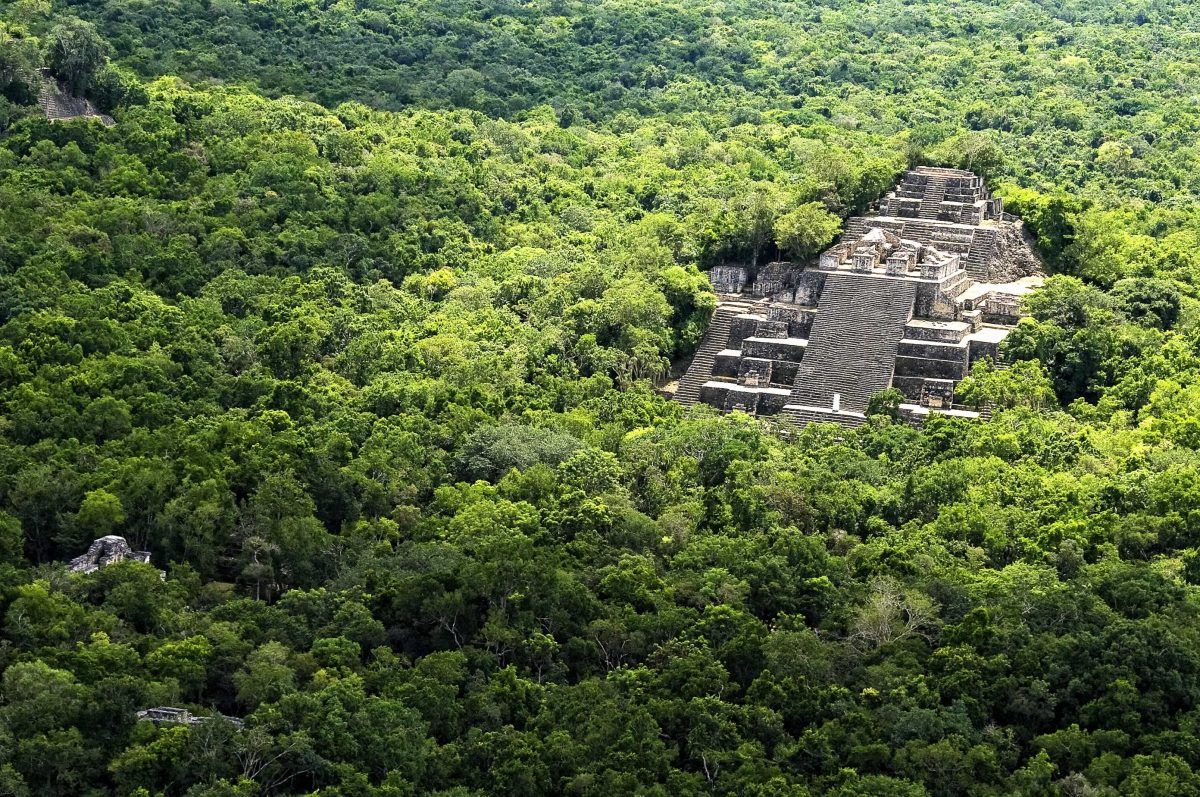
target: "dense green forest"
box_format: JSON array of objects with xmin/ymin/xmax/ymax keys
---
[{"xmin": 3, "ymin": 0, "xmax": 1200, "ymax": 794}]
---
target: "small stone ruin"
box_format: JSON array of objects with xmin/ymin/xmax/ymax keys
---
[
  {"xmin": 137, "ymin": 706, "xmax": 245, "ymax": 729},
  {"xmin": 674, "ymin": 167, "xmax": 1043, "ymax": 427},
  {"xmin": 37, "ymin": 68, "xmax": 115, "ymax": 125},
  {"xmin": 68, "ymin": 535, "xmax": 152, "ymax": 574}
]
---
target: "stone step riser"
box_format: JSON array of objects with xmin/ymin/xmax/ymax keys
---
[{"xmin": 673, "ymin": 310, "xmax": 738, "ymax": 405}]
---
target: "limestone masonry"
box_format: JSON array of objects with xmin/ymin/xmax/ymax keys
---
[
  {"xmin": 37, "ymin": 68, "xmax": 115, "ymax": 126},
  {"xmin": 136, "ymin": 706, "xmax": 245, "ymax": 729},
  {"xmin": 674, "ymin": 167, "xmax": 1043, "ymax": 427},
  {"xmin": 68, "ymin": 535, "xmax": 152, "ymax": 574}
]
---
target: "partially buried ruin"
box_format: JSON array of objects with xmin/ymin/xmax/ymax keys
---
[
  {"xmin": 68, "ymin": 535, "xmax": 152, "ymax": 574},
  {"xmin": 673, "ymin": 167, "xmax": 1043, "ymax": 427},
  {"xmin": 137, "ymin": 706, "xmax": 244, "ymax": 729},
  {"xmin": 68, "ymin": 534, "xmax": 168, "ymax": 579},
  {"xmin": 37, "ymin": 68, "xmax": 115, "ymax": 125}
]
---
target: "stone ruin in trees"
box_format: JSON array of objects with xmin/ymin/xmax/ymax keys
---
[
  {"xmin": 68, "ymin": 535, "xmax": 152, "ymax": 574},
  {"xmin": 37, "ymin": 68, "xmax": 114, "ymax": 126},
  {"xmin": 674, "ymin": 167, "xmax": 1043, "ymax": 427},
  {"xmin": 137, "ymin": 706, "xmax": 245, "ymax": 729}
]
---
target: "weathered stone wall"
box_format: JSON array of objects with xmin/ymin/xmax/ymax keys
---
[
  {"xmin": 751, "ymin": 261, "xmax": 796, "ymax": 298},
  {"xmin": 738, "ymin": 358, "xmax": 774, "ymax": 386},
  {"xmin": 772, "ymin": 361, "xmax": 799, "ymax": 387},
  {"xmin": 796, "ymin": 271, "xmax": 826, "ymax": 305},
  {"xmin": 990, "ymin": 220, "xmax": 1043, "ymax": 282},
  {"xmin": 982, "ymin": 311, "xmax": 1021, "ymax": 326},
  {"xmin": 714, "ymin": 351, "xmax": 741, "ymax": 379},
  {"xmin": 757, "ymin": 392, "xmax": 789, "ymax": 414},
  {"xmin": 905, "ymin": 322, "xmax": 969, "ymax": 343},
  {"xmin": 729, "ymin": 315, "xmax": 760, "ymax": 344},
  {"xmin": 967, "ymin": 339, "xmax": 1002, "ymax": 366},
  {"xmin": 896, "ymin": 340, "xmax": 967, "ymax": 360},
  {"xmin": 753, "ymin": 319, "xmax": 789, "ymax": 339},
  {"xmin": 894, "ymin": 354, "xmax": 968, "ymax": 381},
  {"xmin": 913, "ymin": 282, "xmax": 939, "ymax": 319},
  {"xmin": 743, "ymin": 338, "xmax": 806, "ymax": 363},
  {"xmin": 892, "ymin": 376, "xmax": 929, "ymax": 401},
  {"xmin": 721, "ymin": 390, "xmax": 760, "ymax": 414},
  {"xmin": 709, "ymin": 265, "xmax": 749, "ymax": 294},
  {"xmin": 766, "ymin": 306, "xmax": 817, "ymax": 338},
  {"xmin": 920, "ymin": 379, "xmax": 957, "ymax": 407}
]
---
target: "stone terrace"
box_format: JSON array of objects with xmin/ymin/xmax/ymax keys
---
[{"xmin": 671, "ymin": 168, "xmax": 1042, "ymax": 428}]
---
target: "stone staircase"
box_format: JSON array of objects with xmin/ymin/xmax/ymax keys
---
[
  {"xmin": 843, "ymin": 217, "xmax": 950, "ymax": 250},
  {"xmin": 787, "ymin": 272, "xmax": 917, "ymax": 415},
  {"xmin": 780, "ymin": 405, "xmax": 868, "ymax": 429},
  {"xmin": 965, "ymin": 228, "xmax": 998, "ymax": 278},
  {"xmin": 673, "ymin": 305, "xmax": 738, "ymax": 407},
  {"xmin": 842, "ymin": 217, "xmax": 905, "ymax": 243},
  {"xmin": 917, "ymin": 176, "xmax": 947, "ymax": 220},
  {"xmin": 37, "ymin": 72, "xmax": 115, "ymax": 125}
]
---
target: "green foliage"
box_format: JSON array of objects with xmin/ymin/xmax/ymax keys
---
[
  {"xmin": 0, "ymin": 23, "xmax": 42, "ymax": 106},
  {"xmin": 1111, "ymin": 277, "xmax": 1182, "ymax": 330},
  {"xmin": 45, "ymin": 18, "xmax": 106, "ymax": 95},
  {"xmin": 1, "ymin": 0, "xmax": 1200, "ymax": 794},
  {"xmin": 996, "ymin": 185, "xmax": 1082, "ymax": 266},
  {"xmin": 87, "ymin": 63, "xmax": 146, "ymax": 112},
  {"xmin": 865, "ymin": 387, "xmax": 905, "ymax": 420},
  {"xmin": 457, "ymin": 425, "xmax": 583, "ymax": 483},
  {"xmin": 775, "ymin": 202, "xmax": 842, "ymax": 260},
  {"xmin": 956, "ymin": 360, "xmax": 1057, "ymax": 411},
  {"xmin": 930, "ymin": 131, "xmax": 1006, "ymax": 181}
]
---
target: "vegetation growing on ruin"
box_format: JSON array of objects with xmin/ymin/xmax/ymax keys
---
[{"xmin": 1, "ymin": 1, "xmax": 1200, "ymax": 795}]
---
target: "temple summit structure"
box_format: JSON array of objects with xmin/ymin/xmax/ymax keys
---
[
  {"xmin": 68, "ymin": 535, "xmax": 152, "ymax": 574},
  {"xmin": 673, "ymin": 167, "xmax": 1042, "ymax": 427}
]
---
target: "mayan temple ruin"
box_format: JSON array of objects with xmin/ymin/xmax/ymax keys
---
[
  {"xmin": 674, "ymin": 167, "xmax": 1043, "ymax": 427},
  {"xmin": 68, "ymin": 535, "xmax": 152, "ymax": 573},
  {"xmin": 37, "ymin": 68, "xmax": 115, "ymax": 126}
]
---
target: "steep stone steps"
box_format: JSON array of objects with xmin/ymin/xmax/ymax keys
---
[
  {"xmin": 917, "ymin": 176, "xmax": 947, "ymax": 220},
  {"xmin": 37, "ymin": 72, "xmax": 115, "ymax": 125},
  {"xmin": 965, "ymin": 228, "xmax": 999, "ymax": 278},
  {"xmin": 780, "ymin": 405, "xmax": 868, "ymax": 429},
  {"xmin": 673, "ymin": 306, "xmax": 737, "ymax": 407},
  {"xmin": 787, "ymin": 272, "xmax": 917, "ymax": 416}
]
